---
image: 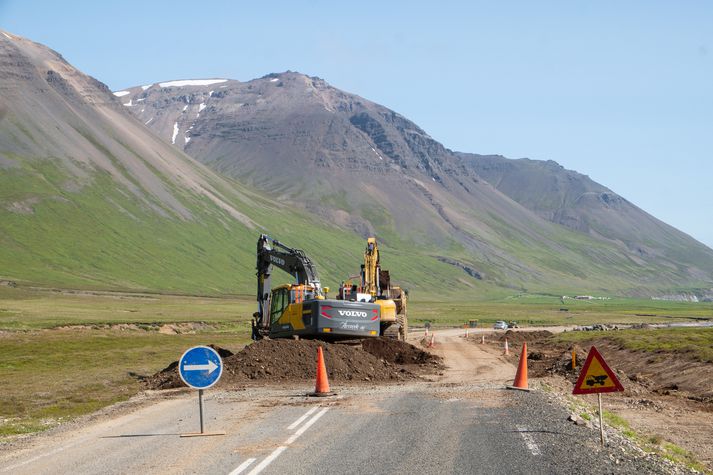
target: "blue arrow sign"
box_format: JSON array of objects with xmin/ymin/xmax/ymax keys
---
[{"xmin": 179, "ymin": 346, "xmax": 223, "ymax": 389}]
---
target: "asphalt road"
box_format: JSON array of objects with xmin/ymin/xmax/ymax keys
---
[{"xmin": 0, "ymin": 332, "xmax": 686, "ymax": 474}]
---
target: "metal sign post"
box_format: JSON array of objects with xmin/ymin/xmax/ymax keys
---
[
  {"xmin": 178, "ymin": 346, "xmax": 225, "ymax": 437},
  {"xmin": 598, "ymin": 393, "xmax": 605, "ymax": 446},
  {"xmin": 198, "ymin": 389, "xmax": 204, "ymax": 434}
]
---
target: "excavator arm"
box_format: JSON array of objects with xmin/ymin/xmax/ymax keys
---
[{"xmin": 254, "ymin": 234, "xmax": 322, "ymax": 339}]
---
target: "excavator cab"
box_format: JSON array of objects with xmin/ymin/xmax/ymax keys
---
[{"xmin": 269, "ymin": 286, "xmax": 290, "ymax": 325}]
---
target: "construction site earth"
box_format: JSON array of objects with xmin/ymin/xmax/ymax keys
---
[
  {"xmin": 2, "ymin": 326, "xmax": 711, "ymax": 474},
  {"xmin": 106, "ymin": 324, "xmax": 713, "ymax": 474}
]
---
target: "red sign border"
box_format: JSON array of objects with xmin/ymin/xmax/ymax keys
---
[{"xmin": 572, "ymin": 346, "xmax": 624, "ymax": 395}]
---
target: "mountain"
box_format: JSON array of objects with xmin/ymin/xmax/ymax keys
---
[
  {"xmin": 116, "ymin": 71, "xmax": 713, "ymax": 295},
  {"xmin": 1, "ymin": 28, "xmax": 710, "ymax": 297},
  {"xmin": 0, "ymin": 32, "xmax": 414, "ymax": 295},
  {"xmin": 459, "ymin": 154, "xmax": 713, "ymax": 280}
]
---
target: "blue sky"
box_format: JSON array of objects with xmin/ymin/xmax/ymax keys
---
[{"xmin": 2, "ymin": 1, "xmax": 712, "ymax": 247}]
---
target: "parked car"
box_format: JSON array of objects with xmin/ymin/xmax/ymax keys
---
[
  {"xmin": 507, "ymin": 321, "xmax": 519, "ymax": 328},
  {"xmin": 493, "ymin": 320, "xmax": 508, "ymax": 330}
]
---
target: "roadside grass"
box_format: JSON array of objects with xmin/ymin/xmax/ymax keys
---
[
  {"xmin": 601, "ymin": 409, "xmax": 707, "ymax": 473},
  {"xmin": 565, "ymin": 395, "xmax": 707, "ymax": 473},
  {"xmin": 553, "ymin": 327, "xmax": 713, "ymax": 363},
  {"xmin": 0, "ymin": 329, "xmax": 251, "ymax": 437}
]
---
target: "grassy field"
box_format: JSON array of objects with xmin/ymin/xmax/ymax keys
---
[
  {"xmin": 411, "ymin": 294, "xmax": 713, "ymax": 328},
  {"xmin": 0, "ymin": 286, "xmax": 710, "ymax": 437},
  {"xmin": 0, "ymin": 286, "xmax": 255, "ymax": 330},
  {"xmin": 0, "ymin": 330, "xmax": 251, "ymax": 436}
]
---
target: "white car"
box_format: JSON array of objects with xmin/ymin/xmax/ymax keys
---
[{"xmin": 493, "ymin": 320, "xmax": 508, "ymax": 330}]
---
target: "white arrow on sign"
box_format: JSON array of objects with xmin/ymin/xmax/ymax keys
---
[{"xmin": 183, "ymin": 360, "xmax": 219, "ymax": 374}]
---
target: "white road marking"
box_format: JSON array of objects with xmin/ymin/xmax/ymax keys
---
[
  {"xmin": 246, "ymin": 446, "xmax": 287, "ymax": 475},
  {"xmin": 516, "ymin": 426, "xmax": 542, "ymax": 456},
  {"xmin": 287, "ymin": 406, "xmax": 318, "ymax": 430},
  {"xmin": 285, "ymin": 407, "xmax": 329, "ymax": 445},
  {"xmin": 228, "ymin": 458, "xmax": 256, "ymax": 475},
  {"xmin": 240, "ymin": 407, "xmax": 330, "ymax": 475}
]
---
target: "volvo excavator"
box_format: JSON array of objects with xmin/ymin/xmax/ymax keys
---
[
  {"xmin": 252, "ymin": 234, "xmax": 381, "ymax": 341},
  {"xmin": 337, "ymin": 238, "xmax": 409, "ymax": 340}
]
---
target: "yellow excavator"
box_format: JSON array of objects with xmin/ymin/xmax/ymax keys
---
[
  {"xmin": 252, "ymin": 234, "xmax": 381, "ymax": 341},
  {"xmin": 337, "ymin": 238, "xmax": 408, "ymax": 340}
]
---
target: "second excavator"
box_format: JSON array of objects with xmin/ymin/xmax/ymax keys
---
[{"xmin": 337, "ymin": 237, "xmax": 408, "ymax": 340}]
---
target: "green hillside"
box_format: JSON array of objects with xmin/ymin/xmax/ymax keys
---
[
  {"xmin": 4, "ymin": 152, "xmax": 709, "ymax": 299},
  {"xmin": 0, "ymin": 153, "xmax": 499, "ymax": 298}
]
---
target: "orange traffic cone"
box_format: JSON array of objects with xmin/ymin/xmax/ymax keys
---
[
  {"xmin": 507, "ymin": 342, "xmax": 530, "ymax": 391},
  {"xmin": 310, "ymin": 346, "xmax": 335, "ymax": 397},
  {"xmin": 428, "ymin": 333, "xmax": 435, "ymax": 348},
  {"xmin": 504, "ymin": 338, "xmax": 510, "ymax": 355}
]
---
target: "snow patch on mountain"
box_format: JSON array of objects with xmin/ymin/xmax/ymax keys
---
[
  {"xmin": 141, "ymin": 84, "xmax": 152, "ymax": 90},
  {"xmin": 159, "ymin": 79, "xmax": 227, "ymax": 88},
  {"xmin": 113, "ymin": 90, "xmax": 130, "ymax": 97},
  {"xmin": 171, "ymin": 122, "xmax": 179, "ymax": 144}
]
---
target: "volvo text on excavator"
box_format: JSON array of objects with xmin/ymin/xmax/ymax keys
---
[{"xmin": 252, "ymin": 234, "xmax": 381, "ymax": 340}]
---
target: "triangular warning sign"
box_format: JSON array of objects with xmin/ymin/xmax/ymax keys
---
[{"xmin": 572, "ymin": 346, "xmax": 624, "ymax": 395}]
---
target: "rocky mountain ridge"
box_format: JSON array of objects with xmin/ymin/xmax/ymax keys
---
[{"xmin": 118, "ymin": 71, "xmax": 713, "ymax": 294}]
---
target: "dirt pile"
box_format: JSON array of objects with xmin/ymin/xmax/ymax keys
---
[
  {"xmin": 526, "ymin": 337, "xmax": 713, "ymax": 402},
  {"xmin": 528, "ymin": 344, "xmax": 589, "ymax": 383},
  {"xmin": 496, "ymin": 329, "xmax": 553, "ymax": 343},
  {"xmin": 145, "ymin": 338, "xmax": 442, "ymax": 390},
  {"xmin": 361, "ymin": 337, "xmax": 443, "ymax": 367}
]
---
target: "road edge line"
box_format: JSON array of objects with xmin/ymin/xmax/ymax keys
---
[
  {"xmin": 228, "ymin": 457, "xmax": 256, "ymax": 475},
  {"xmin": 285, "ymin": 407, "xmax": 329, "ymax": 445},
  {"xmin": 246, "ymin": 447, "xmax": 287, "ymax": 475},
  {"xmin": 287, "ymin": 406, "xmax": 319, "ymax": 430}
]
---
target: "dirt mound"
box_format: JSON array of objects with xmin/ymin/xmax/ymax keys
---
[
  {"xmin": 145, "ymin": 338, "xmax": 440, "ymax": 390},
  {"xmin": 528, "ymin": 344, "xmax": 588, "ymax": 382},
  {"xmin": 361, "ymin": 337, "xmax": 443, "ymax": 367},
  {"xmin": 143, "ymin": 344, "xmax": 233, "ymax": 390},
  {"xmin": 496, "ymin": 330, "xmax": 553, "ymax": 343}
]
